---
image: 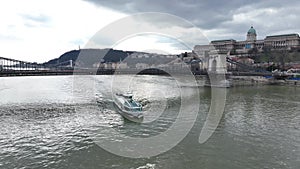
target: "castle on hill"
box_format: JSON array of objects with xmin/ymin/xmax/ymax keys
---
[{"xmin": 194, "ymin": 26, "xmax": 300, "ymax": 58}]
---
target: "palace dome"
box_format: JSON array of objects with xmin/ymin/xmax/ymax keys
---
[{"xmin": 247, "ymin": 26, "xmax": 256, "ymax": 35}]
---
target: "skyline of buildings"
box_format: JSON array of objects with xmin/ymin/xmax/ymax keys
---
[{"xmin": 194, "ymin": 26, "xmax": 300, "ymax": 58}]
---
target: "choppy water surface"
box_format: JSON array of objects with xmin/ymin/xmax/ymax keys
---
[{"xmin": 0, "ymin": 75, "xmax": 299, "ymax": 169}]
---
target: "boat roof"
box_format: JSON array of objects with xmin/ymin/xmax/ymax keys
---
[{"xmin": 116, "ymin": 92, "xmax": 133, "ymax": 99}]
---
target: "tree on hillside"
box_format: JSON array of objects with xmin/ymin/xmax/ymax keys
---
[
  {"xmin": 248, "ymin": 47, "xmax": 259, "ymax": 62},
  {"xmin": 272, "ymin": 47, "xmax": 290, "ymax": 70},
  {"xmin": 262, "ymin": 46, "xmax": 274, "ymax": 65}
]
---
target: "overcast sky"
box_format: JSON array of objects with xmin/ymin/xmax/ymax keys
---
[{"xmin": 0, "ymin": 0, "xmax": 299, "ymax": 62}]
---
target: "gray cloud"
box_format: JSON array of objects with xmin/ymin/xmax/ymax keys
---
[
  {"xmin": 20, "ymin": 13, "xmax": 51, "ymax": 27},
  {"xmin": 21, "ymin": 14, "xmax": 50, "ymax": 23},
  {"xmin": 84, "ymin": 0, "xmax": 248, "ymax": 29},
  {"xmin": 84, "ymin": 0, "xmax": 300, "ymax": 41}
]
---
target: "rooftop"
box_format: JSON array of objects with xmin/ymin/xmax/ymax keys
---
[
  {"xmin": 247, "ymin": 26, "xmax": 256, "ymax": 35},
  {"xmin": 211, "ymin": 39, "xmax": 236, "ymax": 43},
  {"xmin": 266, "ymin": 33, "xmax": 300, "ymax": 38}
]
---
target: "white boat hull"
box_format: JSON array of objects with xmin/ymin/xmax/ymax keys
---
[{"xmin": 113, "ymin": 95, "xmax": 143, "ymax": 123}]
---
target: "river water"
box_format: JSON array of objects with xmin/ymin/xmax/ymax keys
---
[{"xmin": 0, "ymin": 75, "xmax": 299, "ymax": 169}]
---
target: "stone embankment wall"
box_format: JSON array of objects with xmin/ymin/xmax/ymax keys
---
[{"xmin": 229, "ymin": 76, "xmax": 268, "ymax": 87}]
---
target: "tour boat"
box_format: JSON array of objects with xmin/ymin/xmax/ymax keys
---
[{"xmin": 114, "ymin": 92, "xmax": 143, "ymax": 122}]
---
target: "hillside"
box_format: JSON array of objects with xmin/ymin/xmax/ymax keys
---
[
  {"xmin": 43, "ymin": 49, "xmax": 133, "ymax": 67},
  {"xmin": 43, "ymin": 48, "xmax": 179, "ymax": 68}
]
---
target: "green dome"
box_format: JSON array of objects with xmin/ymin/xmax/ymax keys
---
[{"xmin": 247, "ymin": 26, "xmax": 256, "ymax": 34}]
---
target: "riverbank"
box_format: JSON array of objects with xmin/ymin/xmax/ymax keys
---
[
  {"xmin": 1, "ymin": 71, "xmax": 299, "ymax": 87},
  {"xmin": 229, "ymin": 76, "xmax": 300, "ymax": 87}
]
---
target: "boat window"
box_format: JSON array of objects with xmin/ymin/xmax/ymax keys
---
[
  {"xmin": 124, "ymin": 101, "xmax": 131, "ymax": 107},
  {"xmin": 130, "ymin": 101, "xmax": 139, "ymax": 107}
]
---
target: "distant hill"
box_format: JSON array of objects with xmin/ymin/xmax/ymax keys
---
[
  {"xmin": 43, "ymin": 48, "xmax": 179, "ymax": 68},
  {"xmin": 43, "ymin": 49, "xmax": 133, "ymax": 67}
]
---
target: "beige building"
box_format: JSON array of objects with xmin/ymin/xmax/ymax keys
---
[{"xmin": 194, "ymin": 26, "xmax": 300, "ymax": 58}]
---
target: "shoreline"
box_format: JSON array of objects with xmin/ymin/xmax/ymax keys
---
[
  {"xmin": 1, "ymin": 72, "xmax": 299, "ymax": 87},
  {"xmin": 229, "ymin": 76, "xmax": 300, "ymax": 87}
]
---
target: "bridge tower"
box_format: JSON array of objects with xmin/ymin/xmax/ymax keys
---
[{"xmin": 207, "ymin": 50, "xmax": 227, "ymax": 74}]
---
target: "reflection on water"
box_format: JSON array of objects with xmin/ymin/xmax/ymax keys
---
[{"xmin": 0, "ymin": 75, "xmax": 299, "ymax": 169}]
